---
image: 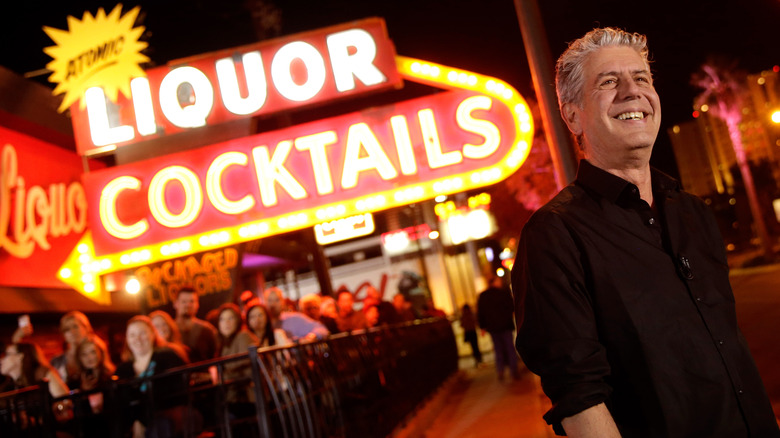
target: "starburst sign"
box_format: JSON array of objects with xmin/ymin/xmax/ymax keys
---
[{"xmin": 43, "ymin": 4, "xmax": 149, "ymax": 113}]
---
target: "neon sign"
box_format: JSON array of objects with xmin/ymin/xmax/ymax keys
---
[
  {"xmin": 69, "ymin": 18, "xmax": 401, "ymax": 155},
  {"xmin": 60, "ymin": 54, "xmax": 534, "ymax": 300},
  {"xmin": 314, "ymin": 213, "xmax": 375, "ymax": 245}
]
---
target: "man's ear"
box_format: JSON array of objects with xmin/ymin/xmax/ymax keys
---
[{"xmin": 561, "ymin": 102, "xmax": 582, "ymax": 135}]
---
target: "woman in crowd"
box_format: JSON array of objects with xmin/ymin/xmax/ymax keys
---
[
  {"xmin": 216, "ymin": 303, "xmax": 258, "ymax": 406},
  {"xmin": 115, "ymin": 316, "xmax": 191, "ymax": 438},
  {"xmin": 149, "ymin": 310, "xmax": 190, "ymax": 361},
  {"xmin": 51, "ymin": 311, "xmax": 94, "ymax": 386},
  {"xmin": 73, "ymin": 335, "xmax": 115, "ymax": 409},
  {"xmin": 1, "ymin": 341, "xmax": 69, "ymax": 398},
  {"xmin": 1, "ymin": 341, "xmax": 72, "ymax": 424},
  {"xmin": 71, "ymin": 335, "xmax": 115, "ymax": 437},
  {"xmin": 245, "ymin": 299, "xmax": 292, "ymax": 348}
]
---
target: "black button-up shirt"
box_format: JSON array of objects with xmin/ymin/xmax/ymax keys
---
[{"xmin": 512, "ymin": 160, "xmax": 779, "ymax": 437}]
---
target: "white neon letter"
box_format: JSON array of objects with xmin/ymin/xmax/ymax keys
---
[
  {"xmin": 216, "ymin": 51, "xmax": 268, "ymax": 115},
  {"xmin": 130, "ymin": 77, "xmax": 157, "ymax": 136},
  {"xmin": 271, "ymin": 41, "xmax": 326, "ymax": 102},
  {"xmin": 295, "ymin": 131, "xmax": 337, "ymax": 195},
  {"xmin": 326, "ymin": 28, "xmax": 386, "ymax": 91},
  {"xmin": 99, "ymin": 176, "xmax": 148, "ymax": 239},
  {"xmin": 159, "ymin": 66, "xmax": 214, "ymax": 128},
  {"xmin": 206, "ymin": 152, "xmax": 255, "ymax": 214},
  {"xmin": 85, "ymin": 87, "xmax": 135, "ymax": 147},
  {"xmin": 419, "ymin": 109, "xmax": 462, "ymax": 169},
  {"xmin": 341, "ymin": 123, "xmax": 398, "ymax": 189},
  {"xmin": 458, "ymin": 96, "xmax": 501, "ymax": 159},
  {"xmin": 390, "ymin": 115, "xmax": 417, "ymax": 175},
  {"xmin": 148, "ymin": 166, "xmax": 203, "ymax": 228},
  {"xmin": 252, "ymin": 142, "xmax": 307, "ymax": 207}
]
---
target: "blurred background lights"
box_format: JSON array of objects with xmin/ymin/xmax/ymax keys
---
[{"xmin": 126, "ymin": 278, "xmax": 141, "ymax": 295}]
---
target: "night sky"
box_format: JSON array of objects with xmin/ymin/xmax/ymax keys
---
[{"xmin": 4, "ymin": 0, "xmax": 779, "ymax": 178}]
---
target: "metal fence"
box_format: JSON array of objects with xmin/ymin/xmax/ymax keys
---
[{"xmin": 0, "ymin": 317, "xmax": 458, "ymax": 437}]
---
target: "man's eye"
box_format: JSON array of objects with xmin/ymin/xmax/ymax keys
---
[{"xmin": 601, "ymin": 79, "xmax": 616, "ymax": 86}]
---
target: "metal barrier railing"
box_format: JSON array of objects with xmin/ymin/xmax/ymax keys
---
[{"xmin": 0, "ymin": 317, "xmax": 457, "ymax": 438}]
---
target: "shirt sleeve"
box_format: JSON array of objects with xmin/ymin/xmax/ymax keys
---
[{"xmin": 512, "ymin": 210, "xmax": 612, "ymax": 432}]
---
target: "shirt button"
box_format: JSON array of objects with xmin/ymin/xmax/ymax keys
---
[
  {"xmin": 718, "ymin": 340, "xmax": 724, "ymax": 346},
  {"xmin": 738, "ymin": 389, "xmax": 744, "ymax": 395},
  {"xmin": 648, "ymin": 218, "xmax": 655, "ymax": 225},
  {"xmin": 696, "ymin": 297, "xmax": 702, "ymax": 302}
]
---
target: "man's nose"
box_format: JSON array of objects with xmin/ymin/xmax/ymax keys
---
[{"xmin": 618, "ymin": 78, "xmax": 641, "ymax": 99}]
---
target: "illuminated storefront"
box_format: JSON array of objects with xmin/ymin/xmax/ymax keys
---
[{"xmin": 3, "ymin": 13, "xmax": 534, "ymax": 317}]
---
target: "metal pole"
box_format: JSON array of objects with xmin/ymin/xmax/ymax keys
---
[{"xmin": 514, "ymin": 0, "xmax": 577, "ymax": 187}]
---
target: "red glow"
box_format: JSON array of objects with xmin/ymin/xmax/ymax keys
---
[
  {"xmin": 692, "ymin": 110, "xmax": 700, "ymax": 118},
  {"xmin": 773, "ymin": 65, "xmax": 779, "ymax": 73}
]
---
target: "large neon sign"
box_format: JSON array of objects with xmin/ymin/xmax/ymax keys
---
[
  {"xmin": 59, "ymin": 54, "xmax": 534, "ymax": 302},
  {"xmin": 69, "ymin": 18, "xmax": 401, "ymax": 156}
]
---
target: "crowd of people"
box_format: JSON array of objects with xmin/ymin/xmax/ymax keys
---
[{"xmin": 0, "ymin": 285, "xmax": 443, "ymax": 437}]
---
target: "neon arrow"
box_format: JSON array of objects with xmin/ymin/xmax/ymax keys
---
[{"xmin": 58, "ymin": 56, "xmax": 534, "ymax": 304}]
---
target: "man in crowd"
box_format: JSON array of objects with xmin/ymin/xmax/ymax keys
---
[
  {"xmin": 392, "ymin": 293, "xmax": 416, "ymax": 322},
  {"xmin": 362, "ymin": 286, "xmax": 399, "ymax": 325},
  {"xmin": 173, "ymin": 287, "xmax": 217, "ymax": 363},
  {"xmin": 511, "ymin": 27, "xmax": 779, "ymax": 436},
  {"xmin": 299, "ymin": 294, "xmax": 339, "ymax": 334},
  {"xmin": 264, "ymin": 287, "xmax": 329, "ymax": 342},
  {"xmin": 335, "ymin": 290, "xmax": 368, "ymax": 333},
  {"xmin": 476, "ymin": 275, "xmax": 519, "ymax": 382}
]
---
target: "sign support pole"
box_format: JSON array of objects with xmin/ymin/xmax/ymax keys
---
[{"xmin": 514, "ymin": 0, "xmax": 577, "ymax": 187}]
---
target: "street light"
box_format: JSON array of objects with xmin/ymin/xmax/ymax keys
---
[{"xmin": 771, "ymin": 110, "xmax": 780, "ymax": 124}]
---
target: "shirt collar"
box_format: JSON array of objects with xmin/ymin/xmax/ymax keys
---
[{"xmin": 575, "ymin": 159, "xmax": 680, "ymax": 204}]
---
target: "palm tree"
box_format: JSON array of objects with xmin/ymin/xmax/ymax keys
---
[{"xmin": 692, "ymin": 60, "xmax": 774, "ymax": 259}]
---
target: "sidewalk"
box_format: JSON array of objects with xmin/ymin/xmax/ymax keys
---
[{"xmin": 393, "ymin": 356, "xmax": 555, "ymax": 438}]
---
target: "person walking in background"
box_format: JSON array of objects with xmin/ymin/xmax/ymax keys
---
[
  {"xmin": 477, "ymin": 276, "xmax": 519, "ymax": 382},
  {"xmin": 172, "ymin": 287, "xmax": 217, "ymax": 363},
  {"xmin": 512, "ymin": 27, "xmax": 779, "ymax": 436},
  {"xmin": 245, "ymin": 299, "xmax": 292, "ymax": 348},
  {"xmin": 460, "ymin": 304, "xmax": 482, "ymax": 367}
]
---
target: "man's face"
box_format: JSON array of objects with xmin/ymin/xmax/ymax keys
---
[
  {"xmin": 338, "ymin": 292, "xmax": 354, "ymax": 315},
  {"xmin": 301, "ymin": 301, "xmax": 321, "ymax": 320},
  {"xmin": 265, "ymin": 291, "xmax": 283, "ymax": 318},
  {"xmin": 174, "ymin": 291, "xmax": 199, "ymax": 318},
  {"xmin": 563, "ymin": 46, "xmax": 661, "ymax": 170}
]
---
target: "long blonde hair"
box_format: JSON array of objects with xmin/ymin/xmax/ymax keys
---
[{"xmin": 121, "ymin": 315, "xmax": 188, "ymax": 363}]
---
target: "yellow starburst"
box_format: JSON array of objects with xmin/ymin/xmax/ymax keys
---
[{"xmin": 43, "ymin": 4, "xmax": 149, "ymax": 112}]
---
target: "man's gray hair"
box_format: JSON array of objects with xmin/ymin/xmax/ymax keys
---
[{"xmin": 555, "ymin": 27, "xmax": 651, "ymax": 110}]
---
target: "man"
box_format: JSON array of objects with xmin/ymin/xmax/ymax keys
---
[
  {"xmin": 392, "ymin": 293, "xmax": 416, "ymax": 322},
  {"xmin": 512, "ymin": 28, "xmax": 779, "ymax": 437},
  {"xmin": 335, "ymin": 290, "xmax": 368, "ymax": 333},
  {"xmin": 264, "ymin": 287, "xmax": 329, "ymax": 341},
  {"xmin": 299, "ymin": 293, "xmax": 339, "ymax": 334},
  {"xmin": 172, "ymin": 287, "xmax": 217, "ymax": 363},
  {"xmin": 363, "ymin": 285, "xmax": 399, "ymax": 325},
  {"xmin": 476, "ymin": 276, "xmax": 519, "ymax": 381}
]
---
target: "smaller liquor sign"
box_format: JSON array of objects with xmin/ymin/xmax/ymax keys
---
[{"xmin": 69, "ymin": 18, "xmax": 401, "ymax": 155}]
